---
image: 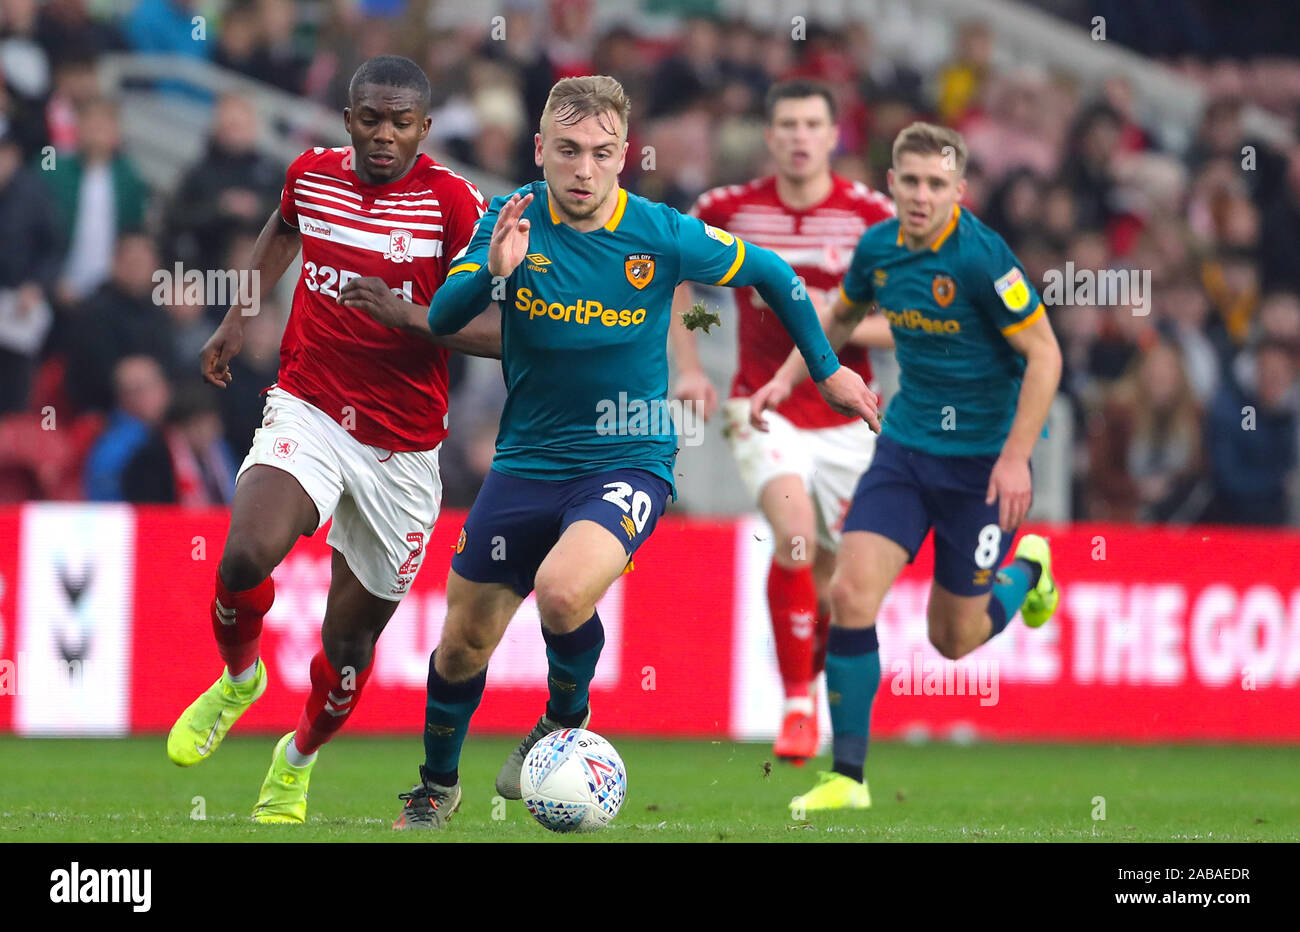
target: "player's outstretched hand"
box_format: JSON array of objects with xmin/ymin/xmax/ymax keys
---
[
  {"xmin": 673, "ymin": 369, "xmax": 718, "ymax": 422},
  {"xmin": 488, "ymin": 191, "xmax": 535, "ymax": 278},
  {"xmin": 339, "ymin": 276, "xmax": 409, "ymax": 328},
  {"xmin": 199, "ymin": 318, "xmax": 244, "ymax": 388},
  {"xmin": 748, "ymin": 375, "xmax": 791, "ymax": 431},
  {"xmin": 986, "ymin": 452, "xmax": 1032, "ymax": 531},
  {"xmin": 815, "ymin": 367, "xmax": 881, "ymax": 433}
]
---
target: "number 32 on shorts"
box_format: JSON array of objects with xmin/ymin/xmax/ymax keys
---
[{"xmin": 602, "ymin": 481, "xmax": 653, "ymax": 540}]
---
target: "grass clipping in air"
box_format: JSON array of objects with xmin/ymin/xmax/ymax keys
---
[{"xmin": 682, "ymin": 301, "xmax": 721, "ymax": 334}]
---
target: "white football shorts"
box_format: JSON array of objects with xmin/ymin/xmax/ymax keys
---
[
  {"xmin": 722, "ymin": 397, "xmax": 877, "ymax": 551},
  {"xmin": 236, "ymin": 386, "xmax": 442, "ymax": 601}
]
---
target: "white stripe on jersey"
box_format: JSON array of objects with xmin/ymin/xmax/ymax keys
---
[
  {"xmin": 759, "ymin": 245, "xmax": 855, "ymax": 267},
  {"xmin": 295, "ymin": 199, "xmax": 445, "ymax": 233},
  {"xmin": 298, "ymin": 219, "xmax": 445, "ymax": 258},
  {"xmin": 372, "ymin": 197, "xmax": 443, "ymax": 209},
  {"xmin": 300, "ymin": 173, "xmax": 361, "ymax": 199},
  {"xmin": 300, "ymin": 170, "xmax": 436, "ymax": 199},
  {"xmin": 425, "ymin": 162, "xmax": 487, "ymax": 208},
  {"xmin": 296, "ymin": 181, "xmax": 444, "ymax": 219},
  {"xmin": 299, "ymin": 173, "xmax": 440, "ymax": 206},
  {"xmin": 726, "ymin": 204, "xmax": 789, "ymax": 214},
  {"xmin": 734, "ymin": 234, "xmax": 863, "ymax": 246}
]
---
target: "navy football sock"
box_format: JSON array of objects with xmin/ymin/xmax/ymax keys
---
[
  {"xmin": 987, "ymin": 558, "xmax": 1036, "ymax": 639},
  {"xmin": 543, "ymin": 611, "xmax": 605, "ymax": 726},
  {"xmin": 423, "ymin": 650, "xmax": 487, "ymax": 785},
  {"xmin": 825, "ymin": 626, "xmax": 881, "ymax": 784}
]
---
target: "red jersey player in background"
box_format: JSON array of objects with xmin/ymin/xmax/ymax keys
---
[
  {"xmin": 166, "ymin": 56, "xmax": 501, "ymax": 824},
  {"xmin": 670, "ymin": 80, "xmax": 895, "ymax": 763}
]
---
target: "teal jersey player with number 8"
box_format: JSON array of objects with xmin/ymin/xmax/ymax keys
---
[{"xmin": 751, "ymin": 122, "xmax": 1065, "ymax": 813}]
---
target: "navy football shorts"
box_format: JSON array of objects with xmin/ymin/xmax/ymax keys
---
[
  {"xmin": 451, "ymin": 467, "xmax": 671, "ymax": 597},
  {"xmin": 842, "ymin": 434, "xmax": 1020, "ymax": 596}
]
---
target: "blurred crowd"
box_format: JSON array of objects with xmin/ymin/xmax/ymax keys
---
[{"xmin": 2, "ymin": 0, "xmax": 1300, "ymax": 524}]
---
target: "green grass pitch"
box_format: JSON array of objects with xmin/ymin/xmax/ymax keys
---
[{"xmin": 2, "ymin": 736, "xmax": 1298, "ymax": 842}]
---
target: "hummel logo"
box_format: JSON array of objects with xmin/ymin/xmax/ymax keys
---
[
  {"xmin": 324, "ymin": 689, "xmax": 355, "ymax": 717},
  {"xmin": 194, "ymin": 718, "xmax": 222, "ymax": 757},
  {"xmin": 215, "ymin": 598, "xmax": 236, "ymax": 626}
]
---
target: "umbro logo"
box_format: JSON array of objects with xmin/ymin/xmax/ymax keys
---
[{"xmin": 525, "ymin": 252, "xmax": 551, "ymax": 272}]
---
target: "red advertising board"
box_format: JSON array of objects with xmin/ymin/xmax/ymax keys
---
[
  {"xmin": 1, "ymin": 505, "xmax": 1298, "ymax": 742},
  {"xmin": 127, "ymin": 508, "xmax": 737, "ymax": 737}
]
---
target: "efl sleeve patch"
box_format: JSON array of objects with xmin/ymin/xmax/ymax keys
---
[
  {"xmin": 704, "ymin": 224, "xmax": 735, "ymax": 247},
  {"xmin": 994, "ymin": 267, "xmax": 1031, "ymax": 312}
]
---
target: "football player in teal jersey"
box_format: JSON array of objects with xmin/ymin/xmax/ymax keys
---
[
  {"xmin": 750, "ymin": 123, "xmax": 1063, "ymax": 812},
  {"xmin": 377, "ymin": 76, "xmax": 880, "ymax": 828}
]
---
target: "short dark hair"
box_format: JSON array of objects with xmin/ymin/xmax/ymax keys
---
[
  {"xmin": 764, "ymin": 79, "xmax": 836, "ymax": 123},
  {"xmin": 348, "ymin": 55, "xmax": 432, "ymax": 115}
]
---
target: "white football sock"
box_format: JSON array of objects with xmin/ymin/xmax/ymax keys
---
[
  {"xmin": 784, "ymin": 696, "xmax": 815, "ymax": 717},
  {"xmin": 285, "ymin": 736, "xmax": 317, "ymax": 769},
  {"xmin": 228, "ymin": 660, "xmax": 259, "ymax": 683}
]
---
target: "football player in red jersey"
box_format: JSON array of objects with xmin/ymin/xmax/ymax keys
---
[
  {"xmin": 669, "ymin": 80, "xmax": 895, "ymax": 763},
  {"xmin": 166, "ymin": 55, "xmax": 502, "ymax": 823}
]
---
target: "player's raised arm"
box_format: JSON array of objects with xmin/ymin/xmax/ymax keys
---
[
  {"xmin": 428, "ymin": 192, "xmax": 532, "ymax": 336},
  {"xmin": 668, "ymin": 283, "xmax": 718, "ymax": 421},
  {"xmin": 199, "ymin": 206, "xmax": 301, "ymax": 387},
  {"xmin": 676, "ymin": 215, "xmax": 879, "ymax": 430}
]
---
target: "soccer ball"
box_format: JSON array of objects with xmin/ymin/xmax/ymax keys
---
[{"xmin": 520, "ymin": 728, "xmax": 627, "ymax": 833}]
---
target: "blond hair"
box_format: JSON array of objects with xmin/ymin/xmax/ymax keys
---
[
  {"xmin": 540, "ymin": 75, "xmax": 631, "ymax": 140},
  {"xmin": 892, "ymin": 122, "xmax": 968, "ymax": 175}
]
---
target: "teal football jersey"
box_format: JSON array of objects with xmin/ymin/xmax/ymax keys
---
[
  {"xmin": 840, "ymin": 205, "xmax": 1044, "ymax": 456},
  {"xmin": 446, "ymin": 180, "xmax": 769, "ymax": 487}
]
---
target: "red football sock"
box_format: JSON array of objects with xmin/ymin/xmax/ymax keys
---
[
  {"xmin": 767, "ymin": 562, "xmax": 818, "ymax": 698},
  {"xmin": 812, "ymin": 606, "xmax": 832, "ymax": 679},
  {"xmin": 212, "ymin": 572, "xmax": 274, "ymax": 676},
  {"xmin": 293, "ymin": 651, "xmax": 374, "ymax": 755}
]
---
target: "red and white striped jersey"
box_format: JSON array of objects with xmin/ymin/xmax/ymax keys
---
[
  {"xmin": 276, "ymin": 147, "xmax": 485, "ymax": 451},
  {"xmin": 691, "ymin": 174, "xmax": 895, "ymax": 429}
]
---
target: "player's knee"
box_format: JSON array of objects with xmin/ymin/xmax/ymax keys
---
[
  {"xmin": 218, "ymin": 542, "xmax": 276, "ymax": 592},
  {"xmin": 829, "ymin": 572, "xmax": 880, "ymax": 627},
  {"xmin": 535, "ymin": 578, "xmax": 589, "ymax": 628},
  {"xmin": 436, "ymin": 623, "xmax": 492, "ymax": 678},
  {"xmin": 928, "ymin": 629, "xmax": 966, "ymax": 661},
  {"xmin": 322, "ymin": 637, "xmax": 374, "ymax": 676}
]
